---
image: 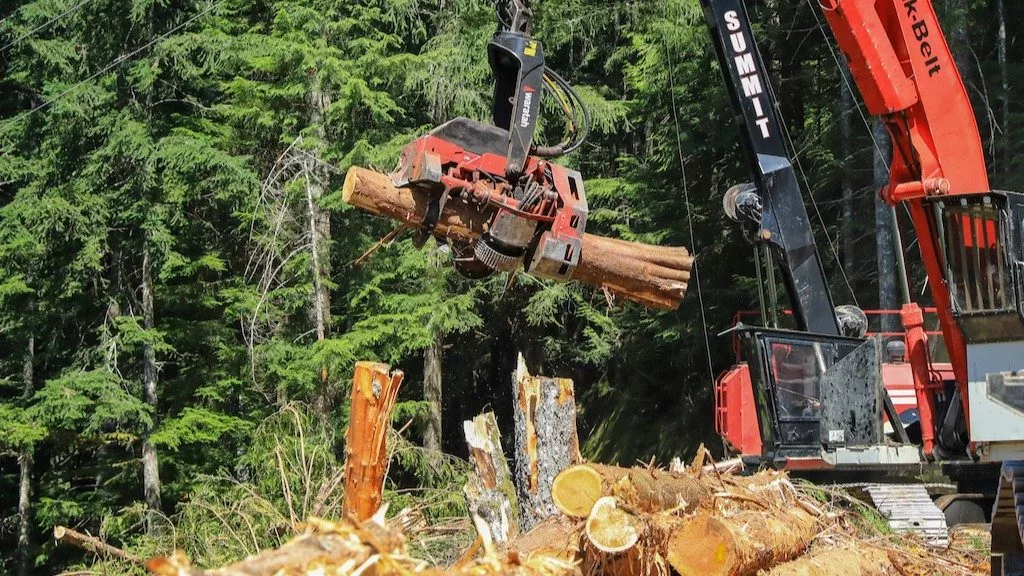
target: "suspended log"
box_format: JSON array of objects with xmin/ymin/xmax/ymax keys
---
[
  {"xmin": 665, "ymin": 507, "xmax": 818, "ymax": 576},
  {"xmin": 513, "ymin": 354, "xmax": 581, "ymax": 530},
  {"xmin": 54, "ymin": 525, "xmax": 143, "ymax": 565},
  {"xmin": 463, "ymin": 411, "xmax": 520, "ymax": 544},
  {"xmin": 342, "ymin": 167, "xmax": 692, "ymax": 310},
  {"xmin": 584, "ymin": 496, "xmax": 641, "ymax": 554},
  {"xmin": 763, "ymin": 547, "xmax": 893, "ymax": 576},
  {"xmin": 551, "ymin": 463, "xmax": 711, "ymax": 518},
  {"xmin": 342, "ymin": 362, "xmax": 405, "ymax": 521}
]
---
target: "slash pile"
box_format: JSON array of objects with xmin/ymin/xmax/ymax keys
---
[{"xmin": 145, "ymin": 462, "xmax": 989, "ymax": 576}]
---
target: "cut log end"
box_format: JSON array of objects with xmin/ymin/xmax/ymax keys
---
[
  {"xmin": 552, "ymin": 464, "xmax": 604, "ymax": 518},
  {"xmin": 585, "ymin": 497, "xmax": 640, "ymax": 554},
  {"xmin": 342, "ymin": 167, "xmax": 360, "ymax": 203},
  {"xmin": 666, "ymin": 514, "xmax": 736, "ymax": 576}
]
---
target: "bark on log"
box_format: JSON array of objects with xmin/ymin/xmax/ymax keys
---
[
  {"xmin": 149, "ymin": 517, "xmax": 582, "ymax": 576},
  {"xmin": 512, "ymin": 354, "xmax": 581, "ymax": 530},
  {"xmin": 343, "ymin": 362, "xmax": 405, "ymax": 521},
  {"xmin": 463, "ymin": 412, "xmax": 520, "ymax": 544},
  {"xmin": 342, "ymin": 167, "xmax": 692, "ymax": 310},
  {"xmin": 509, "ymin": 515, "xmax": 581, "ymax": 559},
  {"xmin": 665, "ymin": 507, "xmax": 818, "ymax": 576},
  {"xmin": 147, "ymin": 518, "xmax": 406, "ymax": 576},
  {"xmin": 54, "ymin": 525, "xmax": 143, "ymax": 565},
  {"xmin": 763, "ymin": 547, "xmax": 893, "ymax": 576},
  {"xmin": 552, "ymin": 463, "xmax": 711, "ymax": 518}
]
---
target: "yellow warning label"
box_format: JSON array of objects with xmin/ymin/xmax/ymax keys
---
[{"xmin": 524, "ymin": 41, "xmax": 537, "ymax": 57}]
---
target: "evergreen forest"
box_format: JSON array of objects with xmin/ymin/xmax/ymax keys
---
[{"xmin": 0, "ymin": 0, "xmax": 1019, "ymax": 572}]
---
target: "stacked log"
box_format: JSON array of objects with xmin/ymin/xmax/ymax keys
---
[
  {"xmin": 535, "ymin": 464, "xmax": 845, "ymax": 576},
  {"xmin": 342, "ymin": 168, "xmax": 693, "ymax": 310}
]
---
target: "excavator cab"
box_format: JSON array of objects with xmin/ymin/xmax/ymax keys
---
[{"xmin": 730, "ymin": 325, "xmax": 919, "ymax": 466}]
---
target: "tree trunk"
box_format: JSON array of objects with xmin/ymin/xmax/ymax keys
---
[
  {"xmin": 307, "ymin": 74, "xmax": 333, "ymax": 413},
  {"xmin": 424, "ymin": 333, "xmax": 443, "ymax": 462},
  {"xmin": 342, "ymin": 362, "xmax": 405, "ymax": 522},
  {"xmin": 998, "ymin": 0, "xmax": 1009, "ymax": 176},
  {"xmin": 53, "ymin": 526, "xmax": 143, "ymax": 565},
  {"xmin": 463, "ymin": 412, "xmax": 520, "ymax": 544},
  {"xmin": 341, "ymin": 167, "xmax": 692, "ymax": 310},
  {"xmin": 17, "ymin": 336, "xmax": 33, "ymax": 576},
  {"xmin": 140, "ymin": 242, "xmax": 163, "ymax": 529},
  {"xmin": 840, "ymin": 69, "xmax": 855, "ymax": 275},
  {"xmin": 512, "ymin": 354, "xmax": 581, "ymax": 530},
  {"xmin": 873, "ymin": 121, "xmax": 899, "ymax": 332}
]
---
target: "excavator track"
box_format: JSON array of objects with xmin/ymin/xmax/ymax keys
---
[
  {"xmin": 865, "ymin": 484, "xmax": 949, "ymax": 546},
  {"xmin": 992, "ymin": 461, "xmax": 1024, "ymax": 576}
]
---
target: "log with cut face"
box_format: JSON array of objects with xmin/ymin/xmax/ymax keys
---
[{"xmin": 342, "ymin": 167, "xmax": 693, "ymax": 310}]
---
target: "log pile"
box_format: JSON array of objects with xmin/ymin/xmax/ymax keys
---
[
  {"xmin": 142, "ymin": 462, "xmax": 988, "ymax": 576},
  {"xmin": 135, "ymin": 359, "xmax": 988, "ymax": 576},
  {"xmin": 342, "ymin": 168, "xmax": 693, "ymax": 310}
]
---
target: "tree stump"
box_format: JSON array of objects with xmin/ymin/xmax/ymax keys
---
[
  {"xmin": 342, "ymin": 362, "xmax": 404, "ymax": 521},
  {"xmin": 463, "ymin": 412, "xmax": 520, "ymax": 544},
  {"xmin": 512, "ymin": 354, "xmax": 581, "ymax": 530}
]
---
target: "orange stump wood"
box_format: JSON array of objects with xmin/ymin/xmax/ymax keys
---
[{"xmin": 342, "ymin": 362, "xmax": 405, "ymax": 521}]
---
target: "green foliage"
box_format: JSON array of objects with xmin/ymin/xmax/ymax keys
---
[{"xmin": 0, "ymin": 0, "xmax": 1015, "ymax": 572}]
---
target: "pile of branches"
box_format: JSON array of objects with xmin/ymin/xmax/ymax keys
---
[{"xmin": 142, "ymin": 462, "xmax": 989, "ymax": 576}]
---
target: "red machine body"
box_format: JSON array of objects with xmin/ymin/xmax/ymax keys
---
[
  {"xmin": 821, "ymin": 0, "xmax": 991, "ymax": 439},
  {"xmin": 392, "ymin": 117, "xmax": 588, "ymax": 280},
  {"xmin": 716, "ymin": 310, "xmax": 955, "ymax": 460}
]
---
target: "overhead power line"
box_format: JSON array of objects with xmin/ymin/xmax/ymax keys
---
[
  {"xmin": 0, "ymin": 0, "xmax": 99, "ymax": 54},
  {"xmin": 1, "ymin": 0, "xmax": 225, "ymax": 128}
]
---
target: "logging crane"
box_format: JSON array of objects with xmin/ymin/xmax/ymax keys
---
[
  {"xmin": 703, "ymin": 0, "xmax": 1024, "ymax": 571},
  {"xmin": 383, "ymin": 0, "xmax": 1024, "ymax": 571}
]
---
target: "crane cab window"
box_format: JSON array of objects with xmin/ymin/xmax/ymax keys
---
[
  {"xmin": 769, "ymin": 342, "xmax": 825, "ymax": 420},
  {"xmin": 938, "ymin": 198, "xmax": 1011, "ymax": 313}
]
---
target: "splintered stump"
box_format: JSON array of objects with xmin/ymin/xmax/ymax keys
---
[
  {"xmin": 764, "ymin": 547, "xmax": 894, "ymax": 576},
  {"xmin": 342, "ymin": 167, "xmax": 692, "ymax": 310},
  {"xmin": 463, "ymin": 412, "xmax": 520, "ymax": 544},
  {"xmin": 513, "ymin": 354, "xmax": 581, "ymax": 530},
  {"xmin": 666, "ymin": 508, "xmax": 818, "ymax": 576},
  {"xmin": 552, "ymin": 463, "xmax": 711, "ymax": 518},
  {"xmin": 342, "ymin": 362, "xmax": 405, "ymax": 521}
]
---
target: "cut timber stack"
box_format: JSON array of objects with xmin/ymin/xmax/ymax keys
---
[
  {"xmin": 512, "ymin": 462, "xmax": 892, "ymax": 576},
  {"xmin": 342, "ymin": 167, "xmax": 693, "ymax": 310},
  {"xmin": 144, "ymin": 463, "xmax": 986, "ymax": 576}
]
